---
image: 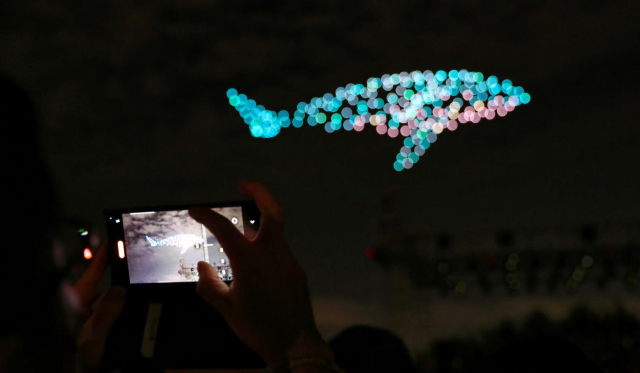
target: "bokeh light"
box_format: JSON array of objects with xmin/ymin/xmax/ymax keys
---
[{"xmin": 227, "ymin": 69, "xmax": 530, "ymax": 171}]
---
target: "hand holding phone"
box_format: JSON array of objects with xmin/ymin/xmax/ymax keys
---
[{"xmin": 190, "ymin": 182, "xmax": 332, "ymax": 372}]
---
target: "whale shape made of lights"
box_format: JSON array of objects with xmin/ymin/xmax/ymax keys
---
[
  {"xmin": 227, "ymin": 69, "xmax": 530, "ymax": 171},
  {"xmin": 146, "ymin": 234, "xmax": 204, "ymax": 255}
]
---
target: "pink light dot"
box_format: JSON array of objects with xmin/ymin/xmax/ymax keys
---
[
  {"xmin": 495, "ymin": 95, "xmax": 504, "ymax": 105},
  {"xmin": 447, "ymin": 120, "xmax": 458, "ymax": 131},
  {"xmin": 388, "ymin": 128, "xmax": 399, "ymax": 138},
  {"xmin": 458, "ymin": 115, "xmax": 468, "ymax": 124},
  {"xmin": 400, "ymin": 126, "xmax": 411, "ymax": 137},
  {"xmin": 478, "ymin": 108, "xmax": 486, "ymax": 118},
  {"xmin": 376, "ymin": 124, "xmax": 388, "ymax": 135},
  {"xmin": 408, "ymin": 119, "xmax": 417, "ymax": 129},
  {"xmin": 486, "ymin": 109, "xmax": 496, "ymax": 120},
  {"xmin": 354, "ymin": 123, "xmax": 365, "ymax": 131},
  {"xmin": 509, "ymin": 96, "xmax": 520, "ymax": 105},
  {"xmin": 390, "ymin": 105, "xmax": 400, "ymax": 114},
  {"xmin": 472, "ymin": 113, "xmax": 481, "ymax": 123},
  {"xmin": 462, "ymin": 90, "xmax": 473, "ymax": 101},
  {"xmin": 497, "ymin": 106, "xmax": 507, "ymax": 117},
  {"xmin": 506, "ymin": 104, "xmax": 515, "ymax": 112}
]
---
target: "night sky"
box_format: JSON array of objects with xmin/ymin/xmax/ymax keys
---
[{"xmin": 1, "ymin": 0, "xmax": 639, "ymax": 307}]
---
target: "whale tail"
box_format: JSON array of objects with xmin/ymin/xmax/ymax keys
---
[
  {"xmin": 145, "ymin": 235, "xmax": 158, "ymax": 247},
  {"xmin": 227, "ymin": 88, "xmax": 289, "ymax": 139}
]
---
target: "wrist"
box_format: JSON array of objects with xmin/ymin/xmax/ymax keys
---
[{"xmin": 286, "ymin": 328, "xmax": 333, "ymax": 361}]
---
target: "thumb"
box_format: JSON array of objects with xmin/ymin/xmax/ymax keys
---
[
  {"xmin": 197, "ymin": 261, "xmax": 231, "ymax": 312},
  {"xmin": 76, "ymin": 287, "xmax": 126, "ymax": 370},
  {"xmin": 87, "ymin": 286, "xmax": 127, "ymax": 341}
]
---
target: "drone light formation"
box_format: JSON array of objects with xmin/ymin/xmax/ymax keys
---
[
  {"xmin": 227, "ymin": 69, "xmax": 530, "ymax": 171},
  {"xmin": 145, "ymin": 234, "xmax": 204, "ymax": 255}
]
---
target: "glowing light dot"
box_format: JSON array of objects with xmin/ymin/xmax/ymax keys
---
[
  {"xmin": 83, "ymin": 248, "xmax": 92, "ymax": 260},
  {"xmin": 433, "ymin": 123, "xmax": 444, "ymax": 134}
]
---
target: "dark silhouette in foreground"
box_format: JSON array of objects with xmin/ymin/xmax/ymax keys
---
[{"xmin": 330, "ymin": 325, "xmax": 419, "ymax": 373}]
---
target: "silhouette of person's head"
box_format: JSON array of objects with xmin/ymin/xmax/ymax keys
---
[
  {"xmin": 329, "ymin": 325, "xmax": 418, "ymax": 373},
  {"xmin": 0, "ymin": 73, "xmax": 73, "ymax": 372},
  {"xmin": 474, "ymin": 336, "xmax": 603, "ymax": 373}
]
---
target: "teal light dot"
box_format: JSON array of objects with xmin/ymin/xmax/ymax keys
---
[
  {"xmin": 427, "ymin": 132, "xmax": 438, "ymax": 143},
  {"xmin": 448, "ymin": 70, "xmax": 459, "ymax": 80},
  {"xmin": 278, "ymin": 110, "xmax": 289, "ymax": 119},
  {"xmin": 341, "ymin": 107, "xmax": 352, "ymax": 118},
  {"xmin": 227, "ymin": 88, "xmax": 238, "ymax": 98},
  {"xmin": 316, "ymin": 113, "xmax": 327, "ymax": 124},
  {"xmin": 331, "ymin": 113, "xmax": 342, "ymax": 124},
  {"xmin": 473, "ymin": 72, "xmax": 484, "ymax": 82},
  {"xmin": 357, "ymin": 101, "xmax": 368, "ymax": 114},
  {"xmin": 331, "ymin": 121, "xmax": 341, "ymax": 130},
  {"xmin": 294, "ymin": 110, "xmax": 305, "ymax": 119},
  {"xmin": 237, "ymin": 94, "xmax": 247, "ymax": 104},
  {"xmin": 435, "ymin": 70, "xmax": 447, "ymax": 82},
  {"xmin": 420, "ymin": 139, "xmax": 431, "ymax": 149},
  {"xmin": 297, "ymin": 102, "xmax": 308, "ymax": 111},
  {"xmin": 307, "ymin": 116, "xmax": 317, "ymax": 126},
  {"xmin": 229, "ymin": 96, "xmax": 239, "ymax": 106},
  {"xmin": 250, "ymin": 126, "xmax": 263, "ymax": 137},
  {"xmin": 292, "ymin": 118, "xmax": 303, "ymax": 128},
  {"xmin": 280, "ymin": 118, "xmax": 291, "ymax": 128},
  {"xmin": 387, "ymin": 93, "xmax": 398, "ymax": 104},
  {"xmin": 375, "ymin": 98, "xmax": 384, "ymax": 109},
  {"xmin": 408, "ymin": 153, "xmax": 419, "ymax": 163},
  {"xmin": 520, "ymin": 92, "xmax": 531, "ymax": 104},
  {"xmin": 404, "ymin": 89, "xmax": 415, "ymax": 100},
  {"xmin": 396, "ymin": 153, "xmax": 405, "ymax": 162},
  {"xmin": 245, "ymin": 100, "xmax": 256, "ymax": 110},
  {"xmin": 403, "ymin": 137, "xmax": 414, "ymax": 148},
  {"xmin": 324, "ymin": 123, "xmax": 333, "ymax": 133},
  {"xmin": 393, "ymin": 161, "xmax": 404, "ymax": 172}
]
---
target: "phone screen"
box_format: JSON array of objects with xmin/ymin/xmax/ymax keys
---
[{"xmin": 120, "ymin": 206, "xmax": 243, "ymax": 284}]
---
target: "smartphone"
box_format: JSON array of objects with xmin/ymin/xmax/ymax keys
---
[
  {"xmin": 101, "ymin": 201, "xmax": 265, "ymax": 370},
  {"xmin": 105, "ymin": 200, "xmax": 260, "ymax": 288}
]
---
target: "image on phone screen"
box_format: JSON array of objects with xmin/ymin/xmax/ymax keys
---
[{"xmin": 121, "ymin": 207, "xmax": 243, "ymax": 284}]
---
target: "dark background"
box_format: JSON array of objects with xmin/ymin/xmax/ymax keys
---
[{"xmin": 1, "ymin": 0, "xmax": 639, "ymax": 368}]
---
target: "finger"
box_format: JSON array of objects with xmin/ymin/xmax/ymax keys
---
[
  {"xmin": 196, "ymin": 261, "xmax": 231, "ymax": 312},
  {"xmin": 239, "ymin": 182, "xmax": 284, "ymax": 231},
  {"xmin": 73, "ymin": 241, "xmax": 109, "ymax": 305},
  {"xmin": 189, "ymin": 207, "xmax": 247, "ymax": 264},
  {"xmin": 76, "ymin": 287, "xmax": 126, "ymax": 368}
]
